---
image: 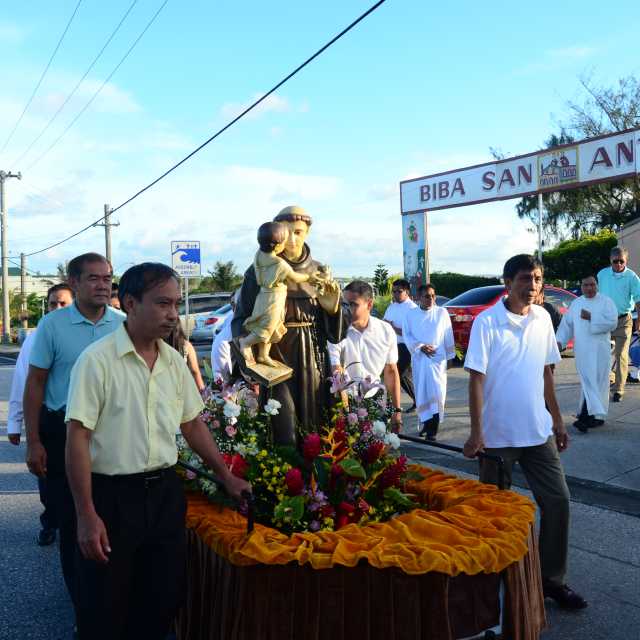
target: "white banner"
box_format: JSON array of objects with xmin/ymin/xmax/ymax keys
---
[{"xmin": 400, "ymin": 127, "xmax": 640, "ymax": 213}]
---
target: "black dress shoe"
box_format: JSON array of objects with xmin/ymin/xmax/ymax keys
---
[
  {"xmin": 572, "ymin": 419, "xmax": 588, "ymax": 433},
  {"xmin": 612, "ymin": 392, "xmax": 623, "ymax": 402},
  {"xmin": 591, "ymin": 418, "xmax": 605, "ymax": 427},
  {"xmin": 425, "ymin": 434, "xmax": 437, "ymax": 442},
  {"xmin": 37, "ymin": 528, "xmax": 56, "ymax": 546},
  {"xmin": 404, "ymin": 404, "xmax": 416, "ymax": 414},
  {"xmin": 543, "ymin": 582, "xmax": 588, "ymax": 609}
]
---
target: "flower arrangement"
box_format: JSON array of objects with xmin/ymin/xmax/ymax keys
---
[{"xmin": 178, "ymin": 376, "xmax": 421, "ymax": 534}]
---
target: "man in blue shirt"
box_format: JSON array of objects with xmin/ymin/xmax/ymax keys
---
[
  {"xmin": 24, "ymin": 253, "xmax": 124, "ymax": 616},
  {"xmin": 597, "ymin": 246, "xmax": 640, "ymax": 402}
]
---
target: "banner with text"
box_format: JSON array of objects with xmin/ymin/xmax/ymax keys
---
[
  {"xmin": 402, "ymin": 212, "xmax": 427, "ymax": 292},
  {"xmin": 400, "ymin": 127, "xmax": 640, "ymax": 214}
]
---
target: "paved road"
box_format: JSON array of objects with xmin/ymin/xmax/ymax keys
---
[{"xmin": 1, "ymin": 353, "xmax": 639, "ymax": 639}]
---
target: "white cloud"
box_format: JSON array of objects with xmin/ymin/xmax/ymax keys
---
[
  {"xmin": 219, "ymin": 93, "xmax": 290, "ymax": 121},
  {"xmin": 546, "ymin": 45, "xmax": 595, "ymax": 60}
]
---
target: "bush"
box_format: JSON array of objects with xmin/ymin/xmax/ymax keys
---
[{"xmin": 429, "ymin": 272, "xmax": 501, "ymax": 299}]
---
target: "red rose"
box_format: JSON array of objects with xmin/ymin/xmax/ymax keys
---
[
  {"xmin": 380, "ymin": 456, "xmax": 408, "ymax": 489},
  {"xmin": 285, "ymin": 468, "xmax": 305, "ymax": 495},
  {"xmin": 303, "ymin": 433, "xmax": 322, "ymax": 461},
  {"xmin": 319, "ymin": 504, "xmax": 335, "ymax": 518},
  {"xmin": 362, "ymin": 441, "xmax": 385, "ymax": 465},
  {"xmin": 230, "ymin": 454, "xmax": 249, "ymax": 479},
  {"xmin": 336, "ymin": 514, "xmax": 350, "ymax": 529},
  {"xmin": 357, "ymin": 498, "xmax": 370, "ymax": 513},
  {"xmin": 338, "ymin": 501, "xmax": 356, "ymax": 514}
]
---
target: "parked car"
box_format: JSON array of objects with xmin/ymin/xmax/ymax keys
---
[
  {"xmin": 435, "ymin": 295, "xmax": 450, "ymax": 306},
  {"xmin": 190, "ymin": 303, "xmax": 235, "ymax": 342},
  {"xmin": 180, "ymin": 293, "xmax": 231, "ymax": 337},
  {"xmin": 444, "ymin": 285, "xmax": 576, "ymax": 352}
]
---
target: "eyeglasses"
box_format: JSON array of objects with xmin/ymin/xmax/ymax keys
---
[{"xmin": 612, "ymin": 259, "xmax": 626, "ymax": 264}]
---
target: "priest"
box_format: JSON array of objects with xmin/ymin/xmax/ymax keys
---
[
  {"xmin": 402, "ymin": 283, "xmax": 455, "ymax": 441},
  {"xmin": 556, "ymin": 275, "xmax": 618, "ymax": 432}
]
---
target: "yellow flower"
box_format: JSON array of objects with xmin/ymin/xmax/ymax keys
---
[{"xmin": 272, "ymin": 466, "xmax": 280, "ymax": 474}]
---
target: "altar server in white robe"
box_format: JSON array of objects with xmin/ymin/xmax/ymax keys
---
[
  {"xmin": 402, "ymin": 284, "xmax": 455, "ymax": 441},
  {"xmin": 556, "ymin": 275, "xmax": 618, "ymax": 433}
]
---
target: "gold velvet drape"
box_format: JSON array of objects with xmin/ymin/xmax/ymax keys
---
[{"xmin": 177, "ymin": 466, "xmax": 546, "ymax": 639}]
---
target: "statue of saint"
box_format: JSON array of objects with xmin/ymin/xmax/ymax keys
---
[
  {"xmin": 232, "ymin": 206, "xmax": 345, "ymax": 446},
  {"xmin": 239, "ymin": 221, "xmax": 318, "ymax": 367}
]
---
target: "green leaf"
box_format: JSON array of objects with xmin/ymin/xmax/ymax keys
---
[
  {"xmin": 339, "ymin": 458, "xmax": 366, "ymax": 480},
  {"xmin": 402, "ymin": 470, "xmax": 424, "ymax": 482},
  {"xmin": 274, "ymin": 495, "xmax": 305, "ymax": 523},
  {"xmin": 313, "ymin": 458, "xmax": 330, "ymax": 489},
  {"xmin": 383, "ymin": 487, "xmax": 415, "ymax": 508}
]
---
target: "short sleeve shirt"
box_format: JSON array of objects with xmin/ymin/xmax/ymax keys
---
[
  {"xmin": 65, "ymin": 324, "xmax": 204, "ymax": 475},
  {"xmin": 464, "ymin": 299, "xmax": 561, "ymax": 448},
  {"xmin": 383, "ymin": 299, "xmax": 418, "ymax": 344},
  {"xmin": 596, "ymin": 266, "xmax": 640, "ymax": 315},
  {"xmin": 328, "ymin": 316, "xmax": 398, "ymax": 383},
  {"xmin": 29, "ymin": 303, "xmax": 125, "ymax": 410}
]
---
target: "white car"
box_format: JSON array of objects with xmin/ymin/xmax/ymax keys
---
[
  {"xmin": 190, "ymin": 303, "xmax": 233, "ymax": 343},
  {"xmin": 179, "ymin": 293, "xmax": 231, "ymax": 339}
]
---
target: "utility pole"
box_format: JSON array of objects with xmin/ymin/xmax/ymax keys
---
[
  {"xmin": 95, "ymin": 203, "xmax": 119, "ymax": 264},
  {"xmin": 20, "ymin": 252, "xmax": 27, "ymax": 329},
  {"xmin": 0, "ymin": 170, "xmax": 21, "ymax": 344}
]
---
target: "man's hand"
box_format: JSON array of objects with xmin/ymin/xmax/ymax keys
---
[
  {"xmin": 553, "ymin": 421, "xmax": 569, "ymax": 452},
  {"xmin": 26, "ymin": 441, "xmax": 47, "ymax": 477},
  {"xmin": 580, "ymin": 309, "xmax": 591, "ymax": 321},
  {"xmin": 77, "ymin": 511, "xmax": 111, "ymax": 564},
  {"xmin": 8, "ymin": 434, "xmax": 21, "ymax": 445},
  {"xmin": 390, "ymin": 411, "xmax": 403, "ymax": 433},
  {"xmin": 420, "ymin": 344, "xmax": 436, "ymax": 357},
  {"xmin": 463, "ymin": 433, "xmax": 485, "ymax": 458},
  {"xmin": 316, "ymin": 279, "xmax": 341, "ymax": 315},
  {"xmin": 222, "ymin": 472, "xmax": 252, "ymax": 502}
]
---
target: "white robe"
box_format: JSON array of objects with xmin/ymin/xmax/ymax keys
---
[
  {"xmin": 402, "ymin": 306, "xmax": 455, "ymax": 422},
  {"xmin": 556, "ymin": 293, "xmax": 618, "ymax": 417}
]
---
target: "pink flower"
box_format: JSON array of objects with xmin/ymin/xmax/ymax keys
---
[
  {"xmin": 225, "ymin": 425, "xmax": 237, "ymax": 437},
  {"xmin": 357, "ymin": 407, "xmax": 368, "ymax": 418},
  {"xmin": 285, "ymin": 468, "xmax": 305, "ymax": 495},
  {"xmin": 303, "ymin": 433, "xmax": 322, "ymax": 462},
  {"xmin": 347, "ymin": 412, "xmax": 358, "ymax": 426},
  {"xmin": 212, "ymin": 419, "xmax": 221, "ymax": 429},
  {"xmin": 186, "ymin": 470, "xmax": 196, "ymax": 480}
]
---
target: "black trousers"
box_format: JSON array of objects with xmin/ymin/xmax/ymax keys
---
[
  {"xmin": 39, "ymin": 406, "xmax": 77, "ymax": 609},
  {"xmin": 421, "ymin": 413, "xmax": 440, "ymax": 437},
  {"xmin": 397, "ymin": 343, "xmax": 415, "ymax": 402},
  {"xmin": 76, "ymin": 467, "xmax": 187, "ymax": 640},
  {"xmin": 37, "ymin": 475, "xmax": 58, "ymax": 530}
]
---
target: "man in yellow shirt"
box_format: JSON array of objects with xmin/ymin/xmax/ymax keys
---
[{"xmin": 65, "ymin": 262, "xmax": 250, "ymax": 640}]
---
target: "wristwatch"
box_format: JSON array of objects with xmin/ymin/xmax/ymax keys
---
[{"xmin": 392, "ymin": 407, "xmax": 403, "ymax": 414}]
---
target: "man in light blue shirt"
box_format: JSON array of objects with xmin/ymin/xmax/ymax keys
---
[
  {"xmin": 24, "ymin": 252, "xmax": 124, "ymax": 617},
  {"xmin": 597, "ymin": 246, "xmax": 640, "ymax": 402}
]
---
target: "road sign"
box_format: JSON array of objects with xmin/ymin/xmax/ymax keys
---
[{"xmin": 171, "ymin": 241, "xmax": 201, "ymax": 278}]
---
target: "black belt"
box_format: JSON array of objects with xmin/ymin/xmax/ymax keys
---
[
  {"xmin": 93, "ymin": 466, "xmax": 175, "ymax": 488},
  {"xmin": 618, "ymin": 313, "xmax": 630, "ymax": 319}
]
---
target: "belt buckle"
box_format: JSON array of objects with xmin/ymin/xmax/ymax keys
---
[{"xmin": 144, "ymin": 473, "xmax": 163, "ymax": 488}]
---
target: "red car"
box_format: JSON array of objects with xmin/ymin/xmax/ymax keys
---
[{"xmin": 444, "ymin": 285, "xmax": 577, "ymax": 351}]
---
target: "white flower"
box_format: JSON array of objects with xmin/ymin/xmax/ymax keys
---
[
  {"xmin": 384, "ymin": 432, "xmax": 401, "ymax": 450},
  {"xmin": 223, "ymin": 401, "xmax": 241, "ymax": 419},
  {"xmin": 264, "ymin": 398, "xmax": 282, "ymax": 415},
  {"xmin": 372, "ymin": 421, "xmax": 387, "ymax": 438}
]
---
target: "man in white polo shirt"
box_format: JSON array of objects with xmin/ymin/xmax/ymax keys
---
[
  {"xmin": 328, "ymin": 280, "xmax": 403, "ymax": 431},
  {"xmin": 463, "ymin": 254, "xmax": 587, "ymax": 611},
  {"xmin": 383, "ymin": 279, "xmax": 417, "ymax": 412}
]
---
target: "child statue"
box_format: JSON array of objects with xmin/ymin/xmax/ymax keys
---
[{"xmin": 239, "ymin": 221, "xmax": 319, "ymax": 367}]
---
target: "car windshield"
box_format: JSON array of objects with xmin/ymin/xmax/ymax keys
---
[{"xmin": 445, "ymin": 286, "xmax": 504, "ymax": 306}]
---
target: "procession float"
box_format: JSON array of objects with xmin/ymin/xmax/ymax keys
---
[{"xmin": 175, "ymin": 207, "xmax": 545, "ymax": 640}]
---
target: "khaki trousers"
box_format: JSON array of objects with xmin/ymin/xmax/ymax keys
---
[
  {"xmin": 479, "ymin": 436, "xmax": 570, "ymax": 586},
  {"xmin": 611, "ymin": 314, "xmax": 633, "ymax": 395}
]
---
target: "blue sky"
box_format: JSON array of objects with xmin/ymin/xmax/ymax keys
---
[{"xmin": 1, "ymin": 0, "xmax": 639, "ymax": 278}]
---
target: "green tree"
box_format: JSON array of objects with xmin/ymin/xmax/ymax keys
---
[
  {"xmin": 513, "ymin": 76, "xmax": 640, "ymax": 238},
  {"xmin": 56, "ymin": 261, "xmax": 69, "ymax": 280},
  {"xmin": 372, "ymin": 264, "xmax": 390, "ymax": 296},
  {"xmin": 429, "ymin": 272, "xmax": 501, "ymax": 299},
  {"xmin": 9, "ymin": 290, "xmax": 44, "ymax": 328},
  {"xmin": 206, "ymin": 261, "xmax": 243, "ymax": 292},
  {"xmin": 541, "ymin": 229, "xmax": 617, "ymax": 283}
]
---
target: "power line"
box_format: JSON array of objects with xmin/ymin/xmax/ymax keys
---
[
  {"xmin": 0, "ymin": 0, "xmax": 84, "ymax": 156},
  {"xmin": 12, "ymin": 0, "xmax": 139, "ymax": 168},
  {"xmin": 25, "ymin": 0, "xmax": 169, "ymax": 172},
  {"xmin": 21, "ymin": 0, "xmax": 387, "ymax": 257}
]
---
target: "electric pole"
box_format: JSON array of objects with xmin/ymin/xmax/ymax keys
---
[
  {"xmin": 0, "ymin": 170, "xmax": 21, "ymax": 344},
  {"xmin": 95, "ymin": 203, "xmax": 119, "ymax": 264},
  {"xmin": 20, "ymin": 252, "xmax": 27, "ymax": 329}
]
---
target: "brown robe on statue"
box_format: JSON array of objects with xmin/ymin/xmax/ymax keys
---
[{"xmin": 232, "ymin": 244, "xmax": 345, "ymax": 446}]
